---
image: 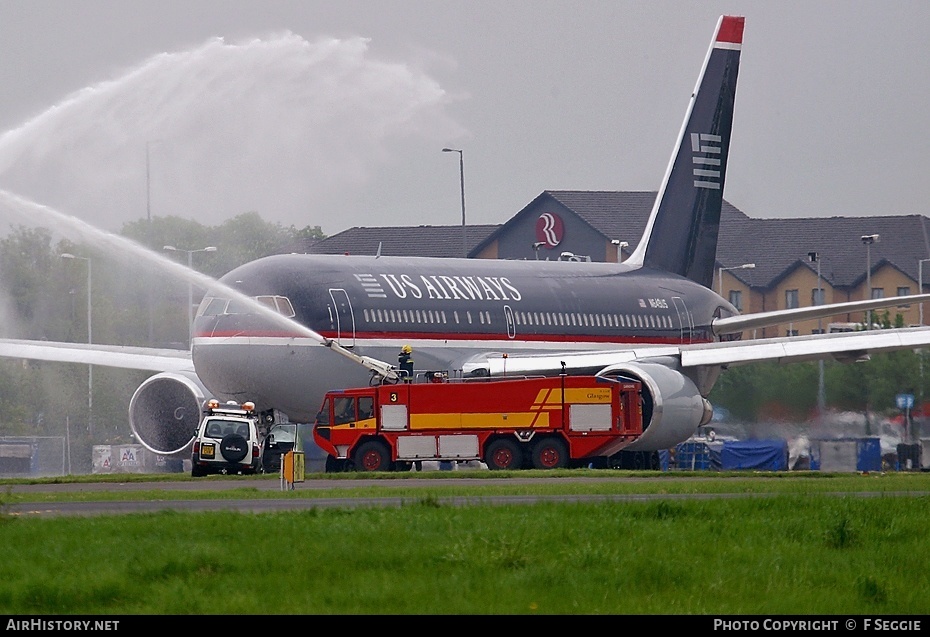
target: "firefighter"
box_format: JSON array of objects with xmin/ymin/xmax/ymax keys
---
[{"xmin": 398, "ymin": 344, "xmax": 414, "ymax": 381}]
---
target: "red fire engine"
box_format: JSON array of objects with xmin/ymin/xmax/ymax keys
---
[{"xmin": 312, "ymin": 374, "xmax": 643, "ymax": 472}]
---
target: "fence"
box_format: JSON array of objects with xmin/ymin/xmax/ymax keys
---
[{"xmin": 0, "ymin": 436, "xmax": 66, "ymax": 477}]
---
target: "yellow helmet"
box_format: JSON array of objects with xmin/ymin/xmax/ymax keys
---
[{"xmin": 401, "ymin": 344, "xmax": 412, "ymax": 354}]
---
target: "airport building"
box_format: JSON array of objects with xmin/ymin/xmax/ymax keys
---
[{"xmin": 301, "ymin": 190, "xmax": 930, "ymax": 338}]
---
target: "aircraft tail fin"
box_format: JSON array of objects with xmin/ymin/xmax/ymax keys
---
[{"xmin": 625, "ymin": 15, "xmax": 744, "ymax": 289}]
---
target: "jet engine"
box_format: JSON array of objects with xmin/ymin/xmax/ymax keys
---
[
  {"xmin": 596, "ymin": 360, "xmax": 713, "ymax": 451},
  {"xmin": 128, "ymin": 371, "xmax": 210, "ymax": 456}
]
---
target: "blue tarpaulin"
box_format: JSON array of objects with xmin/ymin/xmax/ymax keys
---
[
  {"xmin": 719, "ymin": 439, "xmax": 788, "ymax": 471},
  {"xmin": 675, "ymin": 441, "xmax": 712, "ymax": 470}
]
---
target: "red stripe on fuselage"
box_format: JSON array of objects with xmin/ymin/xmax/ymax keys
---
[{"xmin": 195, "ymin": 329, "xmax": 711, "ymax": 345}]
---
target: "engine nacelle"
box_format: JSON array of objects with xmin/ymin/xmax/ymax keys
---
[
  {"xmin": 597, "ymin": 360, "xmax": 712, "ymax": 451},
  {"xmin": 128, "ymin": 371, "xmax": 210, "ymax": 456}
]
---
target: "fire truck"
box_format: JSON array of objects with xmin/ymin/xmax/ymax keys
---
[{"xmin": 312, "ymin": 374, "xmax": 643, "ymax": 472}]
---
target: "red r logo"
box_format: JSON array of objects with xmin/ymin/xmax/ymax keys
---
[{"xmin": 535, "ymin": 213, "xmax": 564, "ymax": 247}]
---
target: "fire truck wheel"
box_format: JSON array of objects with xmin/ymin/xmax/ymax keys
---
[
  {"xmin": 484, "ymin": 439, "xmax": 522, "ymax": 470},
  {"xmin": 355, "ymin": 440, "xmax": 392, "ymax": 472},
  {"xmin": 531, "ymin": 438, "xmax": 568, "ymax": 469}
]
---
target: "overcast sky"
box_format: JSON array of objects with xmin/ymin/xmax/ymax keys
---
[{"xmin": 0, "ymin": 0, "xmax": 928, "ymax": 237}]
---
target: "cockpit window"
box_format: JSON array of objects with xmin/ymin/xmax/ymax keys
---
[
  {"xmin": 200, "ymin": 297, "xmax": 228, "ymax": 316},
  {"xmin": 255, "ymin": 295, "xmax": 296, "ymax": 318},
  {"xmin": 197, "ymin": 295, "xmax": 296, "ymax": 317},
  {"xmin": 275, "ymin": 297, "xmax": 296, "ymax": 317},
  {"xmin": 226, "ymin": 299, "xmax": 251, "ymax": 314},
  {"xmin": 256, "ymin": 296, "xmax": 277, "ymax": 311}
]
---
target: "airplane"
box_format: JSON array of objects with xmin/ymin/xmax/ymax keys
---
[{"xmin": 4, "ymin": 14, "xmax": 930, "ymax": 467}]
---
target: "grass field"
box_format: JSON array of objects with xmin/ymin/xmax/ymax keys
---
[{"xmin": 2, "ymin": 471, "xmax": 930, "ymax": 615}]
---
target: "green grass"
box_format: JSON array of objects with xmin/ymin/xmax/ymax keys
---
[
  {"xmin": 2, "ymin": 473, "xmax": 930, "ymax": 614},
  {"xmin": 4, "ymin": 469, "xmax": 930, "ymax": 504}
]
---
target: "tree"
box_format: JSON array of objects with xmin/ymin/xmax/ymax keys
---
[
  {"xmin": 0, "ymin": 226, "xmax": 75, "ymax": 340},
  {"xmin": 709, "ymin": 312, "xmax": 922, "ymax": 425},
  {"xmin": 0, "ymin": 212, "xmax": 330, "ymax": 463}
]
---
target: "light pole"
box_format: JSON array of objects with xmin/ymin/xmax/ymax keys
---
[
  {"xmin": 163, "ymin": 245, "xmax": 217, "ymax": 343},
  {"xmin": 442, "ymin": 148, "xmax": 467, "ymax": 258},
  {"xmin": 717, "ymin": 263, "xmax": 755, "ymax": 298},
  {"xmin": 146, "ymin": 142, "xmax": 153, "ymax": 224},
  {"xmin": 611, "ymin": 239, "xmax": 629, "ymax": 263},
  {"xmin": 61, "ymin": 253, "xmax": 92, "ymax": 437},
  {"xmin": 861, "ymin": 234, "xmax": 880, "ymax": 329},
  {"xmin": 918, "ymin": 258, "xmax": 930, "ymax": 414},
  {"xmin": 532, "ymin": 241, "xmax": 545, "ymax": 260},
  {"xmin": 809, "ymin": 252, "xmax": 825, "ymax": 417},
  {"xmin": 919, "ymin": 258, "xmax": 930, "ymax": 326},
  {"xmin": 146, "ymin": 143, "xmax": 153, "ymax": 345}
]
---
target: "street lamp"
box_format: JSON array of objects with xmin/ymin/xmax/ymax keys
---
[
  {"xmin": 918, "ymin": 258, "xmax": 930, "ymax": 325},
  {"xmin": 145, "ymin": 141, "xmax": 161, "ymax": 346},
  {"xmin": 146, "ymin": 142, "xmax": 153, "ymax": 224},
  {"xmin": 919, "ymin": 257, "xmax": 930, "ymax": 413},
  {"xmin": 807, "ymin": 252, "xmax": 824, "ymax": 311},
  {"xmin": 61, "ymin": 253, "xmax": 92, "ymax": 437},
  {"xmin": 532, "ymin": 241, "xmax": 545, "ymax": 260},
  {"xmin": 163, "ymin": 245, "xmax": 217, "ymax": 343},
  {"xmin": 861, "ymin": 234, "xmax": 880, "ymax": 329},
  {"xmin": 717, "ymin": 263, "xmax": 755, "ymax": 298},
  {"xmin": 808, "ymin": 251, "xmax": 825, "ymax": 417},
  {"xmin": 611, "ymin": 239, "xmax": 629, "ymax": 263},
  {"xmin": 442, "ymin": 148, "xmax": 467, "ymax": 258}
]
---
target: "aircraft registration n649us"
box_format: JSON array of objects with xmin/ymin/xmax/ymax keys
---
[{"xmin": 3, "ymin": 15, "xmax": 930, "ymax": 464}]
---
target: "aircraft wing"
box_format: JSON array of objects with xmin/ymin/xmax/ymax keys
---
[
  {"xmin": 0, "ymin": 338, "xmax": 194, "ymax": 373},
  {"xmin": 681, "ymin": 326, "xmax": 930, "ymax": 368},
  {"xmin": 713, "ymin": 293, "xmax": 930, "ymax": 335},
  {"xmin": 463, "ymin": 327, "xmax": 930, "ymax": 378}
]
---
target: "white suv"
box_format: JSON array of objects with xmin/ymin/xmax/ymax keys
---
[{"xmin": 191, "ymin": 400, "xmax": 263, "ymax": 477}]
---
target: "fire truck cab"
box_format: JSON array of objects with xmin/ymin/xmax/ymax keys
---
[{"xmin": 312, "ymin": 374, "xmax": 643, "ymax": 472}]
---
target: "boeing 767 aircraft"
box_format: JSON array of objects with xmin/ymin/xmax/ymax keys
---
[{"xmin": 3, "ymin": 15, "xmax": 930, "ymax": 467}]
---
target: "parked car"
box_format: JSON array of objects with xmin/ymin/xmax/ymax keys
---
[
  {"xmin": 191, "ymin": 400, "xmax": 263, "ymax": 477},
  {"xmin": 261, "ymin": 423, "xmax": 328, "ymax": 474},
  {"xmin": 260, "ymin": 424, "xmax": 298, "ymax": 474}
]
